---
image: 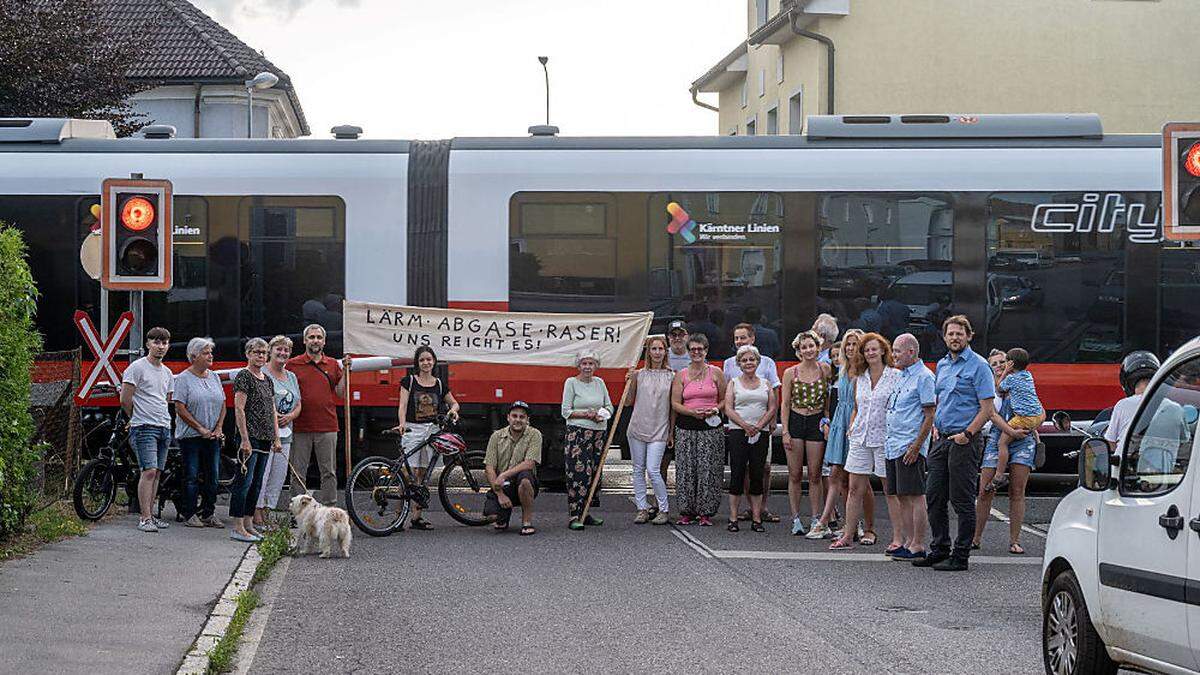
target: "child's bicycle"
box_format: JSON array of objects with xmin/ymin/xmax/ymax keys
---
[{"xmin": 344, "ymin": 416, "xmax": 493, "ymax": 536}]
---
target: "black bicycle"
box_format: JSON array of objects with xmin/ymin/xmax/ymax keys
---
[{"xmin": 345, "ymin": 417, "xmax": 492, "ymax": 536}]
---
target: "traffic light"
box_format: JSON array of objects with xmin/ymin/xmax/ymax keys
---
[
  {"xmin": 100, "ymin": 177, "xmax": 173, "ymax": 290},
  {"xmin": 1163, "ymin": 122, "xmax": 1200, "ymax": 241}
]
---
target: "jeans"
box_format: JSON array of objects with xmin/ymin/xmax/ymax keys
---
[
  {"xmin": 229, "ymin": 440, "xmax": 270, "ymax": 519},
  {"xmin": 926, "ymin": 434, "xmax": 983, "ymax": 559},
  {"xmin": 629, "ymin": 438, "xmax": 669, "ymax": 511},
  {"xmin": 178, "ymin": 436, "xmax": 221, "ymax": 519},
  {"xmin": 130, "ymin": 425, "xmax": 171, "ymax": 471}
]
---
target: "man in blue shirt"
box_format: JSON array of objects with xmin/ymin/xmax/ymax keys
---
[
  {"xmin": 914, "ymin": 315, "xmax": 995, "ymax": 572},
  {"xmin": 884, "ymin": 333, "xmax": 936, "ymax": 561}
]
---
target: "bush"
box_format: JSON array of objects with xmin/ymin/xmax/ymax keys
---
[{"xmin": 0, "ymin": 223, "xmax": 42, "ymax": 540}]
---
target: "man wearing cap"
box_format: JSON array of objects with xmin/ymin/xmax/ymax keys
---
[
  {"xmin": 667, "ymin": 320, "xmax": 691, "ymax": 372},
  {"xmin": 484, "ymin": 401, "xmax": 543, "ymax": 536}
]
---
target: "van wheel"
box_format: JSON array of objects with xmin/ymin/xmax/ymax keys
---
[{"xmin": 1043, "ymin": 570, "xmax": 1116, "ymax": 675}]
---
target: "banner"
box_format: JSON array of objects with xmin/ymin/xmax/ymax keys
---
[{"xmin": 342, "ymin": 301, "xmax": 653, "ymax": 368}]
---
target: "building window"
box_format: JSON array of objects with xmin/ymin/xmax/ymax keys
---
[
  {"xmin": 741, "ymin": 80, "xmax": 748, "ymax": 108},
  {"xmin": 818, "ymin": 193, "xmax": 955, "ymax": 359},
  {"xmin": 759, "ymin": 69, "xmax": 766, "ymax": 97},
  {"xmin": 746, "ymin": 117, "xmax": 757, "ymax": 136},
  {"xmin": 788, "ymin": 88, "xmax": 803, "ymax": 134},
  {"xmin": 766, "ymin": 106, "xmax": 779, "ymax": 135},
  {"xmin": 509, "ymin": 195, "xmax": 617, "ymax": 311},
  {"xmin": 777, "ymin": 52, "xmax": 785, "ymax": 83},
  {"xmin": 755, "ymin": 0, "xmax": 769, "ymax": 28}
]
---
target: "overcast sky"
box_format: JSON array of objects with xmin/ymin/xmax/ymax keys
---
[{"xmin": 189, "ymin": 0, "xmax": 745, "ymax": 139}]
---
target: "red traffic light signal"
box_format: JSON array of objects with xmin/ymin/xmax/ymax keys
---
[
  {"xmin": 1163, "ymin": 123, "xmax": 1200, "ymax": 241},
  {"xmin": 100, "ymin": 177, "xmax": 173, "ymax": 290}
]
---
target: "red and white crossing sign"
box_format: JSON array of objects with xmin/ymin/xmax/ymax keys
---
[{"xmin": 74, "ymin": 310, "xmax": 134, "ymax": 404}]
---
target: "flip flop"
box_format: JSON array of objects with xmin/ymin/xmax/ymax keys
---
[
  {"xmin": 520, "ymin": 525, "xmax": 536, "ymax": 536},
  {"xmin": 1009, "ymin": 543, "xmax": 1025, "ymax": 555},
  {"xmin": 859, "ymin": 530, "xmax": 877, "ymax": 546}
]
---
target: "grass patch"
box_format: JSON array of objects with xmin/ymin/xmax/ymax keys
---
[
  {"xmin": 205, "ymin": 590, "xmax": 260, "ymax": 675},
  {"xmin": 251, "ymin": 521, "xmax": 291, "ymax": 586},
  {"xmin": 0, "ymin": 501, "xmax": 88, "ymax": 561}
]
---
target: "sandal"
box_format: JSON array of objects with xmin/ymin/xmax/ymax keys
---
[
  {"xmin": 750, "ymin": 520, "xmax": 765, "ymax": 533},
  {"xmin": 885, "ymin": 543, "xmax": 902, "ymax": 555},
  {"xmin": 829, "ymin": 538, "xmax": 854, "ymax": 550},
  {"xmin": 493, "ymin": 520, "xmax": 510, "ymax": 531},
  {"xmin": 520, "ymin": 524, "xmax": 536, "ymax": 536},
  {"xmin": 727, "ymin": 520, "xmax": 740, "ymax": 532},
  {"xmin": 409, "ymin": 518, "xmax": 433, "ymax": 531},
  {"xmin": 859, "ymin": 530, "xmax": 877, "ymax": 546},
  {"xmin": 763, "ymin": 511, "xmax": 782, "ymax": 523},
  {"xmin": 1009, "ymin": 543, "xmax": 1025, "ymax": 555}
]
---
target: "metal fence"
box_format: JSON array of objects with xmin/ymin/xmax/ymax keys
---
[{"xmin": 30, "ymin": 349, "xmax": 82, "ymax": 508}]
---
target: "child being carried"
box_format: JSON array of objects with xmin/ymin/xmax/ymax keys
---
[{"xmin": 989, "ymin": 347, "xmax": 1044, "ymax": 493}]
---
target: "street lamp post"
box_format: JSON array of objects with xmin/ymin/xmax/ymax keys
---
[
  {"xmin": 538, "ymin": 56, "xmax": 550, "ymax": 126},
  {"xmin": 245, "ymin": 71, "xmax": 279, "ymax": 138}
]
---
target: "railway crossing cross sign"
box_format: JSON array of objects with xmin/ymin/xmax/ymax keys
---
[{"xmin": 74, "ymin": 310, "xmax": 133, "ymax": 404}]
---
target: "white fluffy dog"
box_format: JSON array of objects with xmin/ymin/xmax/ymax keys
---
[{"xmin": 289, "ymin": 494, "xmax": 352, "ymax": 559}]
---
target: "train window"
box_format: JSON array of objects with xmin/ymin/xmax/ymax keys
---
[
  {"xmin": 647, "ymin": 192, "xmax": 784, "ymax": 361},
  {"xmin": 1160, "ymin": 242, "xmax": 1200, "ymax": 357},
  {"xmin": 510, "ymin": 194, "xmax": 617, "ymax": 312},
  {"xmin": 0, "ymin": 196, "xmax": 81, "ymax": 350},
  {"xmin": 239, "ymin": 197, "xmax": 346, "ymax": 354},
  {"xmin": 140, "ymin": 197, "xmax": 208, "ymax": 346},
  {"xmin": 985, "ymin": 192, "xmax": 1138, "ymax": 363},
  {"xmin": 817, "ymin": 193, "xmax": 954, "ymax": 359}
]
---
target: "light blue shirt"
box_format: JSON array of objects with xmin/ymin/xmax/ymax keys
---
[
  {"xmin": 934, "ymin": 345, "xmax": 996, "ymax": 432},
  {"xmin": 817, "ymin": 349, "xmax": 831, "ymax": 365},
  {"xmin": 999, "ymin": 370, "xmax": 1042, "ymax": 418},
  {"xmin": 885, "ymin": 360, "xmax": 937, "ymax": 460},
  {"xmin": 723, "ymin": 355, "xmax": 781, "ymax": 388}
]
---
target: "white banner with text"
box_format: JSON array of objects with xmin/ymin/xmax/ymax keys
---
[{"xmin": 343, "ymin": 301, "xmax": 653, "ymax": 368}]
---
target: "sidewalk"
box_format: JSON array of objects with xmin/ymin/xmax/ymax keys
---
[{"xmin": 0, "ymin": 509, "xmax": 248, "ymax": 675}]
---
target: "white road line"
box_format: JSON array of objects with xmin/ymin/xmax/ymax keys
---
[
  {"xmin": 671, "ymin": 529, "xmax": 714, "ymax": 559},
  {"xmin": 990, "ymin": 507, "xmax": 1049, "ymax": 540},
  {"xmin": 711, "ymin": 550, "xmax": 1042, "ymax": 565}
]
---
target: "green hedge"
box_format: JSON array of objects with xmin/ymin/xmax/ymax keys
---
[{"xmin": 0, "ymin": 223, "xmax": 42, "ymax": 539}]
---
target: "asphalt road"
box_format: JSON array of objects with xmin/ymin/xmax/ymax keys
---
[{"xmin": 245, "ymin": 492, "xmax": 1053, "ymax": 674}]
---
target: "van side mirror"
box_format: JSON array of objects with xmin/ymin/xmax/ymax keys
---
[
  {"xmin": 1052, "ymin": 411, "xmax": 1072, "ymax": 433},
  {"xmin": 1079, "ymin": 438, "xmax": 1113, "ymax": 491}
]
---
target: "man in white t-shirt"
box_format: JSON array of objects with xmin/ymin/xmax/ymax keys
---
[
  {"xmin": 1105, "ymin": 351, "xmax": 1160, "ymax": 449},
  {"xmin": 120, "ymin": 326, "xmax": 175, "ymax": 533},
  {"xmin": 723, "ymin": 323, "xmax": 781, "ymax": 521}
]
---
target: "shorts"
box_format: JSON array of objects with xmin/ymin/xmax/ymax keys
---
[
  {"xmin": 130, "ymin": 425, "xmax": 171, "ymax": 471},
  {"xmin": 403, "ymin": 422, "xmax": 437, "ymax": 469},
  {"xmin": 982, "ymin": 441, "xmax": 1036, "ymax": 469},
  {"xmin": 495, "ymin": 470, "xmax": 539, "ymax": 521},
  {"xmin": 885, "ymin": 456, "xmax": 927, "ymax": 495},
  {"xmin": 845, "ymin": 442, "xmax": 886, "ymax": 478},
  {"xmin": 788, "ymin": 410, "xmax": 825, "ymax": 443},
  {"xmin": 1008, "ymin": 413, "xmax": 1045, "ymax": 430}
]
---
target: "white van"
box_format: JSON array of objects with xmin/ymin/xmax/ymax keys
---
[{"xmin": 1041, "ymin": 336, "xmax": 1200, "ymax": 674}]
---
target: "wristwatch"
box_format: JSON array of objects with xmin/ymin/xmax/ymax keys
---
[{"xmin": 963, "ymin": 429, "xmax": 976, "ymax": 441}]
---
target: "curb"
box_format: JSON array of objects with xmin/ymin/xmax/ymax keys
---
[{"xmin": 177, "ymin": 544, "xmax": 258, "ymax": 675}]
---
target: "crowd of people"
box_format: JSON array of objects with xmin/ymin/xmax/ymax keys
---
[{"xmin": 119, "ymin": 313, "xmax": 1049, "ymax": 569}]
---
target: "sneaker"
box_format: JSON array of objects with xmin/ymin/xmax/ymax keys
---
[
  {"xmin": 912, "ymin": 552, "xmax": 950, "ymax": 568},
  {"xmin": 230, "ymin": 531, "xmax": 258, "ymax": 543},
  {"xmin": 791, "ymin": 516, "xmax": 807, "ymax": 536},
  {"xmin": 804, "ymin": 522, "xmax": 830, "ymax": 540},
  {"xmin": 698, "ymin": 515, "xmax": 714, "ymax": 527},
  {"xmin": 634, "ymin": 510, "xmax": 650, "ymax": 524},
  {"xmin": 137, "ymin": 518, "xmax": 158, "ymax": 533},
  {"xmin": 183, "ymin": 515, "xmax": 205, "ymax": 528},
  {"xmin": 201, "ymin": 515, "xmax": 225, "ymax": 529},
  {"xmin": 933, "ymin": 557, "xmax": 969, "ymax": 572},
  {"xmin": 885, "ymin": 546, "xmax": 909, "ymax": 558},
  {"xmin": 676, "ymin": 515, "xmax": 694, "ymax": 526},
  {"xmin": 651, "ymin": 511, "xmax": 670, "ymax": 525},
  {"xmin": 152, "ymin": 517, "xmax": 170, "ymax": 530},
  {"xmin": 892, "ymin": 549, "xmax": 926, "ymax": 561},
  {"xmin": 810, "ymin": 516, "xmax": 821, "ymax": 531}
]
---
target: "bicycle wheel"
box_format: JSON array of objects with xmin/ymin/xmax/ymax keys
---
[
  {"xmin": 438, "ymin": 451, "xmax": 492, "ymax": 526},
  {"xmin": 73, "ymin": 459, "xmax": 116, "ymax": 521},
  {"xmin": 345, "ymin": 456, "xmax": 411, "ymax": 536}
]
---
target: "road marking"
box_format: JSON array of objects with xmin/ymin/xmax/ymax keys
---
[
  {"xmin": 711, "ymin": 550, "xmax": 1041, "ymax": 565},
  {"xmin": 670, "ymin": 529, "xmax": 714, "ymax": 558},
  {"xmin": 990, "ymin": 507, "xmax": 1049, "ymax": 540}
]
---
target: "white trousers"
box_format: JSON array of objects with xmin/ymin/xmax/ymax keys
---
[
  {"xmin": 629, "ymin": 438, "xmax": 669, "ymax": 511},
  {"xmin": 257, "ymin": 441, "xmax": 292, "ymax": 510}
]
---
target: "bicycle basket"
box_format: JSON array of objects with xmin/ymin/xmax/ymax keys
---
[{"xmin": 429, "ymin": 431, "xmax": 466, "ymax": 456}]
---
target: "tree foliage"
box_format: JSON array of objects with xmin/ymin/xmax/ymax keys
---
[
  {"xmin": 0, "ymin": 0, "xmax": 153, "ymax": 136},
  {"xmin": 0, "ymin": 224, "xmax": 44, "ymax": 540}
]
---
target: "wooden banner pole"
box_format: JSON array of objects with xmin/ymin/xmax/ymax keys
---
[
  {"xmin": 579, "ymin": 376, "xmax": 633, "ymax": 527},
  {"xmin": 344, "ymin": 357, "xmax": 353, "ymax": 485}
]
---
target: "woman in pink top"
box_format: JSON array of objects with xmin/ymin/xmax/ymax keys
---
[
  {"xmin": 625, "ymin": 336, "xmax": 674, "ymax": 525},
  {"xmin": 670, "ymin": 333, "xmax": 726, "ymax": 526}
]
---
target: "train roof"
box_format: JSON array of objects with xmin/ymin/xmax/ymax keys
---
[{"xmin": 0, "ymin": 114, "xmax": 1163, "ymax": 153}]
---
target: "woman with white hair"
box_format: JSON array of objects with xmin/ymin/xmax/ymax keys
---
[
  {"xmin": 229, "ymin": 337, "xmax": 282, "ymax": 542},
  {"xmin": 723, "ymin": 344, "xmax": 778, "ymax": 531},
  {"xmin": 255, "ymin": 335, "xmax": 302, "ymax": 527},
  {"xmin": 173, "ymin": 337, "xmax": 227, "ymax": 528},
  {"xmin": 562, "ymin": 350, "xmax": 613, "ymax": 530}
]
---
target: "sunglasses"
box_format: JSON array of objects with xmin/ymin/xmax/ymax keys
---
[
  {"xmin": 250, "ymin": 349, "xmax": 268, "ymax": 355},
  {"xmin": 688, "ymin": 346, "xmax": 706, "ymax": 353}
]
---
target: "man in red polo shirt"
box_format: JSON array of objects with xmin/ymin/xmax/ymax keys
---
[{"xmin": 286, "ymin": 324, "xmax": 348, "ymax": 504}]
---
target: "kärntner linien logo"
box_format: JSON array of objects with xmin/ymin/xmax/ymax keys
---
[{"xmin": 666, "ymin": 202, "xmax": 696, "ymax": 243}]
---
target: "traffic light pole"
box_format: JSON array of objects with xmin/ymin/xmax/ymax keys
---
[{"xmin": 129, "ymin": 290, "xmax": 143, "ymax": 363}]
